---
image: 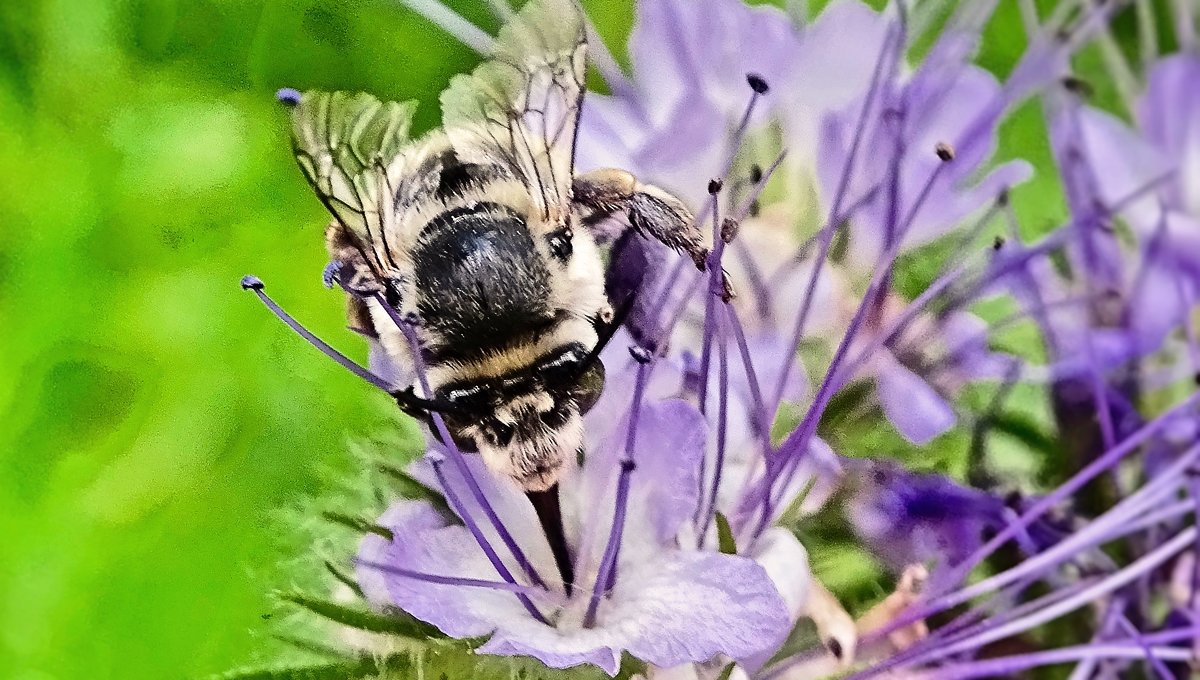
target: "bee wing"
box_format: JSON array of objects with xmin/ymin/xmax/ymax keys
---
[
  {"xmin": 439, "ymin": 0, "xmax": 587, "ymax": 225},
  {"xmin": 289, "ymin": 90, "xmax": 417, "ymax": 272}
]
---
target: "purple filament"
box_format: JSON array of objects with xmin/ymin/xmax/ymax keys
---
[
  {"xmin": 584, "ymin": 361, "xmax": 652, "ymax": 628},
  {"xmin": 355, "ymin": 559, "xmax": 542, "ymax": 594},
  {"xmin": 429, "ymin": 458, "xmax": 548, "ymax": 623},
  {"xmin": 770, "ymin": 19, "xmax": 904, "ymax": 411},
  {"xmin": 241, "ymin": 276, "xmax": 394, "ymax": 392},
  {"xmin": 699, "ymin": 306, "xmax": 731, "ymax": 541},
  {"xmin": 753, "ymin": 134, "xmax": 962, "ymax": 535},
  {"xmin": 1115, "ymin": 616, "xmax": 1175, "ymax": 680},
  {"xmin": 860, "ymin": 435, "xmax": 1200, "ymax": 653}
]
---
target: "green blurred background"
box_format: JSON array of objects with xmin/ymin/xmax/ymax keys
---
[{"xmin": 0, "ymin": 0, "xmax": 1092, "ymax": 677}]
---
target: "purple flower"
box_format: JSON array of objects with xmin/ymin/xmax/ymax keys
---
[{"xmin": 354, "ymin": 344, "xmax": 794, "ymax": 675}]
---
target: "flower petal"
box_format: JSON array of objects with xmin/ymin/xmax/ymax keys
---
[
  {"xmin": 478, "ymin": 550, "xmax": 788, "ymax": 675},
  {"xmin": 364, "ymin": 500, "xmax": 531, "ymax": 640},
  {"xmin": 875, "ymin": 354, "xmax": 956, "ymax": 445},
  {"xmin": 615, "ymin": 552, "xmax": 791, "ymax": 669}
]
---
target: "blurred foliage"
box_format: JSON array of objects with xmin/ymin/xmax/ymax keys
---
[{"xmin": 0, "ymin": 0, "xmax": 1136, "ymax": 678}]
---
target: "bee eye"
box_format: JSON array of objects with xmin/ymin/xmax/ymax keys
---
[{"xmin": 546, "ymin": 227, "xmax": 573, "ymax": 262}]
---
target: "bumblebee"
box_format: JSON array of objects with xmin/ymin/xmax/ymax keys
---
[{"xmin": 283, "ymin": 0, "xmax": 708, "ymax": 493}]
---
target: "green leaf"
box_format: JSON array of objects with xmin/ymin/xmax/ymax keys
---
[
  {"xmin": 211, "ymin": 655, "xmax": 393, "ymax": 680},
  {"xmin": 320, "ymin": 510, "xmax": 393, "ymax": 540},
  {"xmin": 323, "ymin": 560, "xmax": 364, "ymax": 599},
  {"xmin": 375, "ymin": 461, "xmax": 453, "ymax": 516},
  {"xmin": 277, "ymin": 591, "xmax": 441, "ymax": 640},
  {"xmin": 715, "ymin": 662, "xmax": 738, "ymax": 680},
  {"xmin": 715, "ymin": 512, "xmax": 738, "ymax": 555}
]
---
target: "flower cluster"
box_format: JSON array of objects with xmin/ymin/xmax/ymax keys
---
[{"xmin": 231, "ymin": 1, "xmax": 1200, "ymax": 679}]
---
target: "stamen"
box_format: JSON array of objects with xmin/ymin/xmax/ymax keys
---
[
  {"xmin": 396, "ymin": 0, "xmax": 495, "ymax": 55},
  {"xmin": 698, "ymin": 307, "xmax": 731, "ymax": 541},
  {"xmin": 1115, "ymin": 615, "xmax": 1176, "ymax": 680},
  {"xmin": 914, "ymin": 642, "xmax": 1193, "ymax": 679},
  {"xmin": 428, "ymin": 457, "xmax": 549, "ymax": 623},
  {"xmin": 368, "ymin": 291, "xmax": 550, "ymax": 592},
  {"xmin": 1190, "ymin": 473, "xmax": 1200, "ymax": 611},
  {"xmin": 863, "ymin": 434, "xmax": 1200, "ymax": 649},
  {"xmin": 726, "ymin": 306, "xmax": 772, "ymax": 449},
  {"xmin": 718, "ymin": 75, "xmax": 771, "ymax": 182},
  {"xmin": 584, "ymin": 363, "xmax": 651, "ymax": 627},
  {"xmin": 355, "ymin": 559, "xmax": 541, "ymax": 594},
  {"xmin": 697, "ymin": 183, "xmax": 729, "ymax": 414},
  {"xmin": 911, "ymin": 528, "xmax": 1196, "ymax": 666},
  {"xmin": 758, "ymin": 135, "xmax": 975, "ymax": 532},
  {"xmin": 240, "ymin": 275, "xmax": 394, "ymax": 392},
  {"xmin": 770, "ymin": 20, "xmax": 903, "ymax": 411},
  {"xmin": 729, "ymin": 151, "xmax": 788, "ymax": 329}
]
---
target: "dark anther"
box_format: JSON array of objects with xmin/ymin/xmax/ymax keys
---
[
  {"xmin": 992, "ymin": 235, "xmax": 1005, "ymax": 251},
  {"xmin": 241, "ymin": 275, "xmax": 265, "ymax": 290},
  {"xmin": 708, "ymin": 178, "xmax": 724, "ymax": 195},
  {"xmin": 718, "ymin": 271, "xmax": 736, "ymax": 303},
  {"xmin": 1061, "ymin": 76, "xmax": 1093, "ymax": 98},
  {"xmin": 996, "ymin": 187, "xmax": 1011, "ymax": 206},
  {"xmin": 629, "ymin": 345, "xmax": 653, "ymax": 364},
  {"xmin": 1192, "ymin": 371, "xmax": 1200, "ymax": 386},
  {"xmin": 935, "ymin": 142, "xmax": 955, "ymax": 162},
  {"xmin": 547, "ymin": 227, "xmax": 574, "ymax": 261},
  {"xmin": 827, "ymin": 638, "xmax": 844, "ymax": 660},
  {"xmin": 746, "ymin": 73, "xmax": 769, "ymax": 94},
  {"xmin": 749, "ymin": 164, "xmax": 764, "ymax": 183},
  {"xmin": 620, "ymin": 460, "xmax": 637, "ymax": 473},
  {"xmin": 749, "ymin": 200, "xmax": 761, "ymax": 217},
  {"xmin": 276, "ymin": 87, "xmax": 302, "ymax": 107},
  {"xmin": 721, "ymin": 217, "xmax": 739, "ymax": 244}
]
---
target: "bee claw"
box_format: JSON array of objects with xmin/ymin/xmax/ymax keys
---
[{"xmin": 322, "ymin": 260, "xmax": 342, "ymax": 289}]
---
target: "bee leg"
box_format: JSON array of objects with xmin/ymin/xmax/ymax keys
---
[
  {"xmin": 573, "ymin": 169, "xmax": 709, "ymax": 271},
  {"xmin": 389, "ymin": 386, "xmax": 431, "ymax": 419}
]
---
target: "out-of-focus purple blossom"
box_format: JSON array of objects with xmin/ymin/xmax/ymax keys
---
[{"xmin": 846, "ymin": 459, "xmax": 1069, "ymax": 574}]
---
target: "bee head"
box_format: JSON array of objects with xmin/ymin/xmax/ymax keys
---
[
  {"xmin": 441, "ymin": 344, "xmax": 606, "ymax": 490},
  {"xmin": 475, "ymin": 394, "xmax": 583, "ymax": 491}
]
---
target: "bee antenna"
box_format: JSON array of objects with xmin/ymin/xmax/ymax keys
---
[
  {"xmin": 276, "ymin": 87, "xmax": 302, "ymax": 107},
  {"xmin": 241, "ymin": 275, "xmax": 395, "ymax": 392}
]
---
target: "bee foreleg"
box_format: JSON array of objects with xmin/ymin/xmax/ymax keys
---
[{"xmin": 573, "ymin": 169, "xmax": 709, "ymax": 271}]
